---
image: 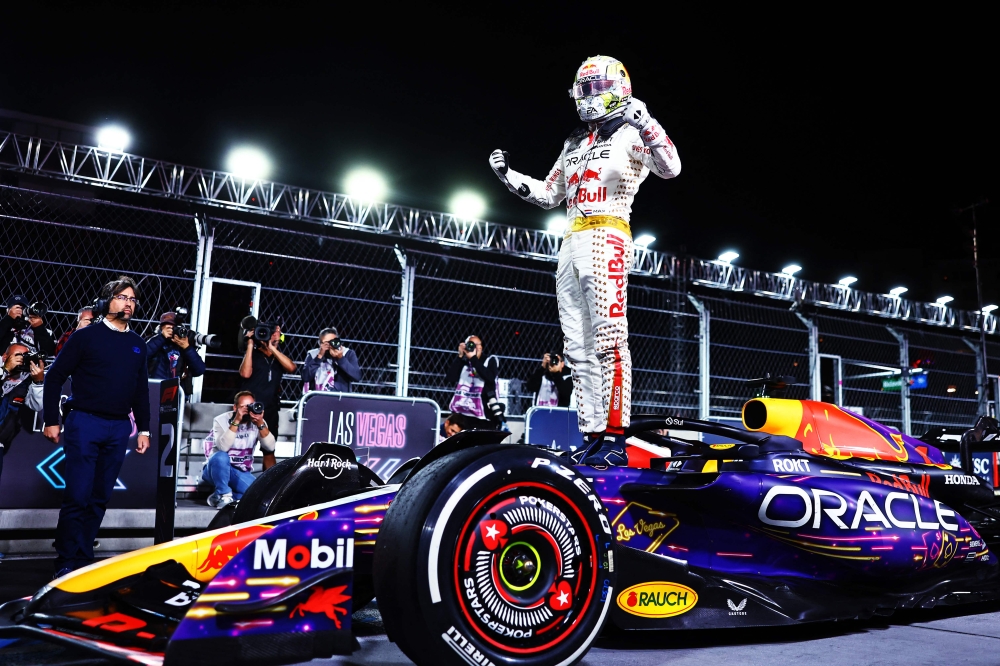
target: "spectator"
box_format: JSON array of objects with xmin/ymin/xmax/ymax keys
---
[
  {"xmin": 43, "ymin": 276, "xmax": 150, "ymax": 578},
  {"xmin": 54, "ymin": 306, "xmax": 96, "ymax": 356},
  {"xmin": 1, "ymin": 294, "xmax": 55, "ymax": 357},
  {"xmin": 146, "ymin": 311, "xmax": 207, "ymax": 381},
  {"xmin": 526, "ymin": 352, "xmax": 573, "ymax": 407},
  {"xmin": 202, "ymin": 390, "xmax": 275, "ymax": 509},
  {"xmin": 439, "ymin": 412, "xmax": 472, "ymax": 442},
  {"xmin": 239, "ymin": 321, "xmax": 295, "ymax": 470},
  {"xmin": 445, "ymin": 335, "xmax": 501, "ymax": 429},
  {"xmin": 301, "ymin": 327, "xmax": 360, "ymax": 393},
  {"xmin": 0, "ymin": 343, "xmax": 45, "ymax": 487}
]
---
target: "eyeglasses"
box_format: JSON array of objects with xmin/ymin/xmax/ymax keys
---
[{"xmin": 112, "ymin": 294, "xmax": 140, "ymax": 306}]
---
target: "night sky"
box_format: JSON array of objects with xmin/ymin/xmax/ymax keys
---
[{"xmin": 2, "ymin": 4, "xmax": 996, "ymax": 308}]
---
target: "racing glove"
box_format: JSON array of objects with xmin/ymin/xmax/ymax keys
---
[
  {"xmin": 624, "ymin": 98, "xmax": 667, "ymax": 148},
  {"xmin": 489, "ymin": 149, "xmax": 509, "ymax": 176},
  {"xmin": 489, "ymin": 150, "xmax": 534, "ymax": 200}
]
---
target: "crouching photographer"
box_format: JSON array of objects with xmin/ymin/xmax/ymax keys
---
[
  {"xmin": 202, "ymin": 391, "xmax": 275, "ymax": 509},
  {"xmin": 527, "ymin": 351, "xmax": 573, "ymax": 407},
  {"xmin": 146, "ymin": 309, "xmax": 210, "ymax": 382},
  {"xmin": 0, "ymin": 343, "xmax": 45, "ymax": 487},
  {"xmin": 1, "ymin": 294, "xmax": 55, "ymax": 357}
]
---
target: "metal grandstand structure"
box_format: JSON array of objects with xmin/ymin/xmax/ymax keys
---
[{"xmin": 0, "ymin": 129, "xmax": 995, "ymax": 336}]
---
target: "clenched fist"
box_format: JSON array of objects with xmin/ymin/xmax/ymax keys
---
[{"xmin": 489, "ymin": 149, "xmax": 509, "ymax": 176}]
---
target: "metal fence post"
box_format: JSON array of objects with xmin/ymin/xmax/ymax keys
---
[
  {"xmin": 394, "ymin": 246, "xmax": 415, "ymax": 397},
  {"xmin": 795, "ymin": 313, "xmax": 821, "ymax": 401},
  {"xmin": 688, "ymin": 295, "xmax": 710, "ymax": 419},
  {"xmin": 191, "ymin": 222, "xmax": 214, "ymax": 404},
  {"xmin": 887, "ymin": 327, "xmax": 911, "ymax": 435},
  {"xmin": 963, "ymin": 338, "xmax": 988, "ymax": 417}
]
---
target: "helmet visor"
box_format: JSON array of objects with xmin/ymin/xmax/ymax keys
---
[{"xmin": 571, "ymin": 79, "xmax": 618, "ymax": 100}]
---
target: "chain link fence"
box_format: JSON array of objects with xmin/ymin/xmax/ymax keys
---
[
  {"xmin": 702, "ymin": 296, "xmax": 810, "ymax": 417},
  {"xmin": 905, "ymin": 328, "xmax": 980, "ymax": 432},
  {"xmin": 816, "ymin": 315, "xmax": 905, "ymax": 430},
  {"xmin": 207, "ymin": 217, "xmax": 402, "ymax": 404},
  {"xmin": 0, "ymin": 184, "xmax": 197, "ymax": 344},
  {"xmin": 1, "ymin": 183, "xmax": 994, "ymax": 435}
]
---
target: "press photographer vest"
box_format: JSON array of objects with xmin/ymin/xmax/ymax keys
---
[
  {"xmin": 449, "ymin": 356, "xmax": 499, "ymax": 419},
  {"xmin": 535, "ymin": 376, "xmax": 560, "ymax": 407}
]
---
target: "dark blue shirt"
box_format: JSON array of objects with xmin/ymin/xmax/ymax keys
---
[
  {"xmin": 43, "ymin": 321, "xmax": 150, "ymax": 430},
  {"xmin": 146, "ymin": 335, "xmax": 207, "ymax": 380}
]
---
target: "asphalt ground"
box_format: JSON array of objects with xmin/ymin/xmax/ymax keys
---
[{"xmin": 2, "ymin": 557, "xmax": 999, "ymax": 666}]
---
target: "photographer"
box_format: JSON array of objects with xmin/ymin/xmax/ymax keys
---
[
  {"xmin": 201, "ymin": 391, "xmax": 275, "ymax": 509},
  {"xmin": 0, "ymin": 343, "xmax": 45, "ymax": 487},
  {"xmin": 301, "ymin": 327, "xmax": 360, "ymax": 393},
  {"xmin": 147, "ymin": 311, "xmax": 207, "ymax": 381},
  {"xmin": 1, "ymin": 294, "xmax": 55, "ymax": 358},
  {"xmin": 239, "ymin": 320, "xmax": 295, "ymax": 470},
  {"xmin": 445, "ymin": 335, "xmax": 502, "ymax": 429},
  {"xmin": 54, "ymin": 306, "xmax": 96, "ymax": 356},
  {"xmin": 526, "ymin": 352, "xmax": 573, "ymax": 407}
]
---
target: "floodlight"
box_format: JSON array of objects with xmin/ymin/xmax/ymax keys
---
[
  {"xmin": 983, "ymin": 304, "xmax": 998, "ymax": 314},
  {"xmin": 837, "ymin": 276, "xmax": 858, "ymax": 287},
  {"xmin": 717, "ymin": 250, "xmax": 739, "ymax": 263},
  {"xmin": 226, "ymin": 146, "xmax": 271, "ymax": 180},
  {"xmin": 634, "ymin": 234, "xmax": 656, "ymax": 248},
  {"xmin": 888, "ymin": 286, "xmax": 908, "ymax": 297},
  {"xmin": 546, "ymin": 215, "xmax": 567, "ymax": 235},
  {"xmin": 450, "ymin": 191, "xmax": 486, "ymax": 220},
  {"xmin": 935, "ymin": 296, "xmax": 954, "ymax": 305},
  {"xmin": 96, "ymin": 125, "xmax": 130, "ymax": 152},
  {"xmin": 344, "ymin": 168, "xmax": 387, "ymax": 201},
  {"xmin": 781, "ymin": 264, "xmax": 802, "ymax": 276}
]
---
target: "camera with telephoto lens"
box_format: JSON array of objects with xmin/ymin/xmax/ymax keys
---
[
  {"xmin": 171, "ymin": 307, "xmax": 221, "ymax": 348},
  {"xmin": 463, "ymin": 340, "xmax": 476, "ymax": 354},
  {"xmin": 248, "ymin": 401, "xmax": 265, "ymax": 415},
  {"xmin": 546, "ymin": 352, "xmax": 561, "ymax": 367},
  {"xmin": 9, "ymin": 302, "xmax": 45, "ymax": 330}
]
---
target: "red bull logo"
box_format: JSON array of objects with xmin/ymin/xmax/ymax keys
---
[
  {"xmin": 197, "ymin": 525, "xmax": 273, "ymax": 574},
  {"xmin": 607, "ymin": 235, "xmax": 627, "ymax": 318}
]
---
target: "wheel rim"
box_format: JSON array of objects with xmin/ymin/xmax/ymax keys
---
[{"xmin": 451, "ymin": 481, "xmax": 600, "ymax": 655}]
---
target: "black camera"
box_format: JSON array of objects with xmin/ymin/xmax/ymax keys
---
[
  {"xmin": 171, "ymin": 307, "xmax": 220, "ymax": 348},
  {"xmin": 546, "ymin": 352, "xmax": 561, "ymax": 366},
  {"xmin": 241, "ymin": 316, "xmax": 279, "ymax": 344},
  {"xmin": 15, "ymin": 351, "xmax": 44, "ymax": 374},
  {"xmin": 248, "ymin": 401, "xmax": 265, "ymax": 415},
  {"xmin": 330, "ymin": 338, "xmax": 343, "ymax": 350},
  {"xmin": 463, "ymin": 340, "xmax": 477, "ymax": 354}
]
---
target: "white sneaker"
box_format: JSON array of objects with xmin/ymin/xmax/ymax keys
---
[{"xmin": 207, "ymin": 492, "xmax": 234, "ymax": 509}]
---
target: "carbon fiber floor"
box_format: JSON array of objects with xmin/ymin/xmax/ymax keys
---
[{"xmin": 2, "ymin": 557, "xmax": 998, "ymax": 665}]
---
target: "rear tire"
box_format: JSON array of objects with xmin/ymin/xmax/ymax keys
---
[{"xmin": 374, "ymin": 445, "xmax": 615, "ymax": 666}]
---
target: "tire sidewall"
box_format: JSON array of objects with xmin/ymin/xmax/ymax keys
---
[{"xmin": 415, "ymin": 447, "xmax": 615, "ymax": 666}]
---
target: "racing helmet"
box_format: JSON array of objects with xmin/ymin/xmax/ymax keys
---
[{"xmin": 570, "ymin": 55, "xmax": 632, "ymax": 122}]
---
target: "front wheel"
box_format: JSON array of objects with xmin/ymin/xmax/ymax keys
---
[{"xmin": 374, "ymin": 444, "xmax": 616, "ymax": 666}]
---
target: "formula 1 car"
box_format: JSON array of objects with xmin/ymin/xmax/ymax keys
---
[{"xmin": 2, "ymin": 386, "xmax": 999, "ymax": 666}]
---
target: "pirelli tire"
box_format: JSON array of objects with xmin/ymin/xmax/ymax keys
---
[{"xmin": 374, "ymin": 444, "xmax": 616, "ymax": 666}]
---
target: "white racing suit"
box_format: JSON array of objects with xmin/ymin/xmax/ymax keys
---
[{"xmin": 497, "ymin": 114, "xmax": 680, "ymax": 433}]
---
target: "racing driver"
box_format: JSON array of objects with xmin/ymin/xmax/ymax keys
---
[{"xmin": 489, "ymin": 55, "xmax": 680, "ymax": 466}]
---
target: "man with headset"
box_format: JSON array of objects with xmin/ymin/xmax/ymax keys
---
[
  {"xmin": 489, "ymin": 55, "xmax": 681, "ymax": 466},
  {"xmin": 43, "ymin": 276, "xmax": 150, "ymax": 579}
]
